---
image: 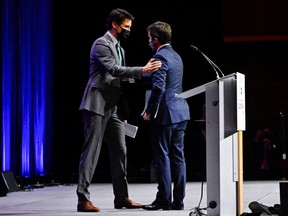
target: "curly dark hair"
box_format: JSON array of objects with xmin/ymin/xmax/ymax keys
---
[{"xmin": 106, "ymin": 8, "xmax": 134, "ymax": 30}]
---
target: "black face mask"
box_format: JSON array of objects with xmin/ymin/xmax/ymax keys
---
[
  {"xmin": 149, "ymin": 41, "xmax": 156, "ymax": 52},
  {"xmin": 117, "ymin": 27, "xmax": 130, "ymax": 42}
]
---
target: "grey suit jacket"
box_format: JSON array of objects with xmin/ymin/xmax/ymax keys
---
[{"xmin": 80, "ymin": 32, "xmax": 142, "ymax": 116}]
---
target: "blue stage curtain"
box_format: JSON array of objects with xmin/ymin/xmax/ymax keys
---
[{"xmin": 1, "ymin": 0, "xmax": 52, "ymax": 177}]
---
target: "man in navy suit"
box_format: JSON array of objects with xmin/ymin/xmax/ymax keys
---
[
  {"xmin": 141, "ymin": 21, "xmax": 190, "ymax": 211},
  {"xmin": 76, "ymin": 8, "xmax": 162, "ymax": 212}
]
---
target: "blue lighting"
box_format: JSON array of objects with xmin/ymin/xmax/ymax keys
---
[{"xmin": 1, "ymin": 0, "xmax": 52, "ymax": 177}]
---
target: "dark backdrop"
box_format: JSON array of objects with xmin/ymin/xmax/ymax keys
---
[
  {"xmin": 50, "ymin": 0, "xmax": 288, "ymax": 183},
  {"xmin": 51, "ymin": 1, "xmax": 223, "ymax": 183}
]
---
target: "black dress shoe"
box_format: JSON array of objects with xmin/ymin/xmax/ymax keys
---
[
  {"xmin": 141, "ymin": 203, "xmax": 171, "ymax": 210},
  {"xmin": 114, "ymin": 198, "xmax": 142, "ymax": 209},
  {"xmin": 171, "ymin": 203, "xmax": 184, "ymax": 210}
]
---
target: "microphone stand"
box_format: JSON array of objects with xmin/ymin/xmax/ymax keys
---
[
  {"xmin": 280, "ymin": 111, "xmax": 288, "ymax": 179},
  {"xmin": 190, "ymin": 45, "xmax": 225, "ymax": 79}
]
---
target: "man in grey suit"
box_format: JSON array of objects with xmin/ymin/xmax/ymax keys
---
[
  {"xmin": 141, "ymin": 21, "xmax": 190, "ymax": 211},
  {"xmin": 76, "ymin": 8, "xmax": 162, "ymax": 212}
]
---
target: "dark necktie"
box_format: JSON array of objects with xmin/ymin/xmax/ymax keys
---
[{"xmin": 116, "ymin": 43, "xmax": 122, "ymax": 65}]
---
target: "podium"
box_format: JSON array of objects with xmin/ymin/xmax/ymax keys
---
[{"xmin": 177, "ymin": 72, "xmax": 245, "ymax": 216}]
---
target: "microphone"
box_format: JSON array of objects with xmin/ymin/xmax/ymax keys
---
[{"xmin": 190, "ymin": 45, "xmax": 225, "ymax": 79}]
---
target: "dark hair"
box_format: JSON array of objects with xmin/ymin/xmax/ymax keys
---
[
  {"xmin": 146, "ymin": 21, "xmax": 172, "ymax": 44},
  {"xmin": 106, "ymin": 8, "xmax": 135, "ymax": 30}
]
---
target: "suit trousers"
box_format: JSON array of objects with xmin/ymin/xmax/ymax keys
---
[
  {"xmin": 76, "ymin": 108, "xmax": 129, "ymax": 203},
  {"xmin": 150, "ymin": 120, "xmax": 188, "ymax": 206}
]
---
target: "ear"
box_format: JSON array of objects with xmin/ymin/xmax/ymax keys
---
[
  {"xmin": 153, "ymin": 37, "xmax": 159, "ymax": 45},
  {"xmin": 112, "ymin": 21, "xmax": 118, "ymax": 29}
]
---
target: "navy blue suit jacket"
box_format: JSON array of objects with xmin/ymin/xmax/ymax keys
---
[{"xmin": 145, "ymin": 45, "xmax": 190, "ymax": 125}]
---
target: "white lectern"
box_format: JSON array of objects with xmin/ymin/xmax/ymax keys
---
[{"xmin": 177, "ymin": 72, "xmax": 245, "ymax": 216}]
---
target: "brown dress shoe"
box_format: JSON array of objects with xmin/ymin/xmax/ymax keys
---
[
  {"xmin": 77, "ymin": 201, "xmax": 100, "ymax": 212},
  {"xmin": 114, "ymin": 198, "xmax": 142, "ymax": 209}
]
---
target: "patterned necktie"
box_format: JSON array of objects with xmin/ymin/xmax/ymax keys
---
[{"xmin": 116, "ymin": 42, "xmax": 122, "ymax": 65}]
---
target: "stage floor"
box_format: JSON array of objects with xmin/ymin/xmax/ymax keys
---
[{"xmin": 0, "ymin": 181, "xmax": 284, "ymax": 216}]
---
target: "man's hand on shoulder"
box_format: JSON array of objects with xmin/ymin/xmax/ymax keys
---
[{"xmin": 141, "ymin": 58, "xmax": 162, "ymax": 74}]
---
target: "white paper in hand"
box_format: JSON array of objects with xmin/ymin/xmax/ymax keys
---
[{"xmin": 124, "ymin": 122, "xmax": 138, "ymax": 138}]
